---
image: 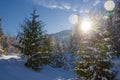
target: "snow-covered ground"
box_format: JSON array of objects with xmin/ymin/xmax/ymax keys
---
[
  {"xmin": 112, "ymin": 57, "xmax": 120, "ymax": 79},
  {"xmin": 0, "ymin": 54, "xmax": 76, "ymax": 80}
]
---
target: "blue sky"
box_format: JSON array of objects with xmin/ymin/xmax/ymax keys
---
[{"xmin": 0, "ymin": 0, "xmax": 107, "ymax": 36}]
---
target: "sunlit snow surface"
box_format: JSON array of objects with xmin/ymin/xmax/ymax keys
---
[
  {"xmin": 0, "ymin": 54, "xmax": 20, "ymax": 60},
  {"xmin": 0, "ymin": 54, "xmax": 76, "ymax": 80}
]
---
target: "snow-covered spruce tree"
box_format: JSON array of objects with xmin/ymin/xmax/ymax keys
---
[
  {"xmin": 111, "ymin": 1, "xmax": 120, "ymax": 56},
  {"xmin": 39, "ymin": 35, "xmax": 54, "ymax": 64},
  {"xmin": 51, "ymin": 42, "xmax": 67, "ymax": 68},
  {"xmin": 0, "ymin": 17, "xmax": 5, "ymax": 55},
  {"xmin": 0, "ymin": 17, "xmax": 3, "ymax": 37},
  {"xmin": 18, "ymin": 10, "xmax": 53, "ymax": 71},
  {"xmin": 0, "ymin": 17, "xmax": 3, "ymax": 47},
  {"xmin": 0, "ymin": 26, "xmax": 3, "ymax": 40},
  {"xmin": 70, "ymin": 14, "xmax": 81, "ymax": 55},
  {"xmin": 73, "ymin": 14, "xmax": 116, "ymax": 80},
  {"xmin": 69, "ymin": 14, "xmax": 82, "ymax": 65}
]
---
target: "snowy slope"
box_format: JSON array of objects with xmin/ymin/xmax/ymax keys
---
[{"xmin": 0, "ymin": 54, "xmax": 76, "ymax": 80}]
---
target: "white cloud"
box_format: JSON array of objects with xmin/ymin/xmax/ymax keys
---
[
  {"xmin": 63, "ymin": 5, "xmax": 71, "ymax": 10},
  {"xmin": 32, "ymin": 0, "xmax": 103, "ymax": 12},
  {"xmin": 93, "ymin": 0, "xmax": 101, "ymax": 6},
  {"xmin": 73, "ymin": 9, "xmax": 77, "ymax": 12},
  {"xmin": 85, "ymin": 9, "xmax": 89, "ymax": 13},
  {"xmin": 79, "ymin": 9, "xmax": 89, "ymax": 13},
  {"xmin": 80, "ymin": 10, "xmax": 84, "ymax": 13},
  {"xmin": 32, "ymin": 0, "xmax": 71, "ymax": 10}
]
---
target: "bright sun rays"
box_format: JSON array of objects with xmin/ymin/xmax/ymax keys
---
[
  {"xmin": 68, "ymin": 14, "xmax": 92, "ymax": 33},
  {"xmin": 80, "ymin": 20, "xmax": 92, "ymax": 33}
]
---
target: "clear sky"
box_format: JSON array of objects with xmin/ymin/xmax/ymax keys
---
[{"xmin": 0, "ymin": 0, "xmax": 107, "ymax": 36}]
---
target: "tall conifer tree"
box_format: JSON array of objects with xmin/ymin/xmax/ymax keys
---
[
  {"xmin": 111, "ymin": 1, "xmax": 120, "ymax": 56},
  {"xmin": 0, "ymin": 17, "xmax": 3, "ymax": 49},
  {"xmin": 71, "ymin": 14, "xmax": 116, "ymax": 79},
  {"xmin": 18, "ymin": 10, "xmax": 52, "ymax": 71}
]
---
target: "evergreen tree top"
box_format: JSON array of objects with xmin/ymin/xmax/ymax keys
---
[
  {"xmin": 0, "ymin": 17, "xmax": 2, "ymax": 21},
  {"xmin": 31, "ymin": 10, "xmax": 39, "ymax": 21}
]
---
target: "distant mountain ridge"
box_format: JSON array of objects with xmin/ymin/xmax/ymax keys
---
[{"xmin": 50, "ymin": 30, "xmax": 72, "ymax": 44}]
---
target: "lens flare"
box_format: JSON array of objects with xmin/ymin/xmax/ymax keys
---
[
  {"xmin": 68, "ymin": 14, "xmax": 78, "ymax": 24},
  {"xmin": 104, "ymin": 0, "xmax": 115, "ymax": 11}
]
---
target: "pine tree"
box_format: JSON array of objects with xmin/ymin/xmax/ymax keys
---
[
  {"xmin": 0, "ymin": 17, "xmax": 5, "ymax": 55},
  {"xmin": 111, "ymin": 1, "xmax": 120, "ymax": 56},
  {"xmin": 51, "ymin": 42, "xmax": 66, "ymax": 68},
  {"xmin": 18, "ymin": 10, "xmax": 52, "ymax": 71},
  {"xmin": 0, "ymin": 26, "xmax": 3, "ymax": 38},
  {"xmin": 70, "ymin": 14, "xmax": 81, "ymax": 55},
  {"xmin": 0, "ymin": 17, "xmax": 3, "ymax": 37},
  {"xmin": 72, "ymin": 14, "xmax": 116, "ymax": 79},
  {"xmin": 0, "ymin": 17, "xmax": 3, "ymax": 47},
  {"xmin": 39, "ymin": 35, "xmax": 54, "ymax": 64}
]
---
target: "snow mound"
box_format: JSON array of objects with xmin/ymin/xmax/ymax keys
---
[{"xmin": 0, "ymin": 54, "xmax": 76, "ymax": 80}]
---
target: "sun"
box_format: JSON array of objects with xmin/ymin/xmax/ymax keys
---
[
  {"xmin": 68, "ymin": 14, "xmax": 92, "ymax": 33},
  {"xmin": 80, "ymin": 20, "xmax": 92, "ymax": 33}
]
